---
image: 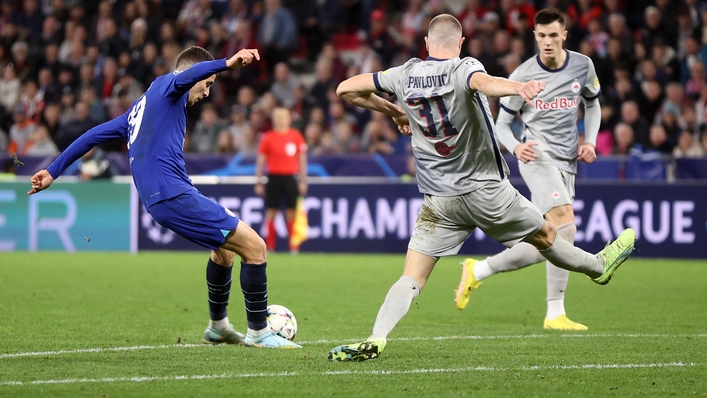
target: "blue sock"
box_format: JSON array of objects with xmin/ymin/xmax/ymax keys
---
[
  {"xmin": 206, "ymin": 259, "xmax": 232, "ymax": 321},
  {"xmin": 240, "ymin": 261, "xmax": 268, "ymax": 330}
]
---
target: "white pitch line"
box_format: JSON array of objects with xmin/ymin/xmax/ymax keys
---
[
  {"xmin": 0, "ymin": 362, "xmax": 698, "ymax": 387},
  {"xmin": 2, "ymin": 333, "xmax": 705, "ymax": 360}
]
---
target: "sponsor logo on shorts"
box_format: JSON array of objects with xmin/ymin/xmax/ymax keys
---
[
  {"xmin": 552, "ymin": 190, "xmax": 561, "ymax": 200},
  {"xmin": 434, "ymin": 142, "xmax": 455, "ymax": 157}
]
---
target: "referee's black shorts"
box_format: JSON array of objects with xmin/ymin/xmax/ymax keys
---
[{"xmin": 265, "ymin": 174, "xmax": 299, "ymax": 209}]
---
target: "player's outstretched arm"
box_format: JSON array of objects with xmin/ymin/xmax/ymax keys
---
[
  {"xmin": 337, "ymin": 74, "xmax": 406, "ymax": 119},
  {"xmin": 469, "ymin": 73, "xmax": 545, "ymax": 105},
  {"xmin": 27, "ymin": 115, "xmax": 129, "ymax": 195}
]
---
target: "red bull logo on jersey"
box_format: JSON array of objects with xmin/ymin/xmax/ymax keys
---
[{"xmin": 534, "ymin": 96, "xmax": 579, "ymax": 111}]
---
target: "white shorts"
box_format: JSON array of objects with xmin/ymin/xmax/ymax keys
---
[
  {"xmin": 408, "ymin": 179, "xmax": 544, "ymax": 259},
  {"xmin": 519, "ymin": 161, "xmax": 575, "ymax": 215}
]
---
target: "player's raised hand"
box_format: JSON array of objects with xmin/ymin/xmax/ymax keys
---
[
  {"xmin": 577, "ymin": 143, "xmax": 597, "ymax": 163},
  {"xmin": 226, "ymin": 49, "xmax": 260, "ymax": 69},
  {"xmin": 518, "ymin": 80, "xmax": 545, "ymax": 106},
  {"xmin": 513, "ymin": 142, "xmax": 539, "ymax": 163},
  {"xmin": 27, "ymin": 170, "xmax": 54, "ymax": 195}
]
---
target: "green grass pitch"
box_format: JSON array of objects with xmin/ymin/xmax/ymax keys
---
[{"xmin": 0, "ymin": 252, "xmax": 706, "ymax": 397}]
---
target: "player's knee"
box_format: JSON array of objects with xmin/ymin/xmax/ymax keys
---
[
  {"xmin": 526, "ymin": 221, "xmax": 557, "ymax": 250},
  {"xmin": 243, "ymin": 235, "xmax": 267, "ymax": 264},
  {"xmin": 211, "ymin": 248, "xmax": 235, "ymax": 267}
]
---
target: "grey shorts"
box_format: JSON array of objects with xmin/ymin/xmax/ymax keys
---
[
  {"xmin": 519, "ymin": 162, "xmax": 575, "ymax": 215},
  {"xmin": 408, "ymin": 179, "xmax": 544, "ymax": 259}
]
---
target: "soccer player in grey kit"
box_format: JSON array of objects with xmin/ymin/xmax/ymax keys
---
[
  {"xmin": 328, "ymin": 13, "xmax": 635, "ymax": 362},
  {"xmin": 454, "ymin": 8, "xmax": 602, "ymax": 331}
]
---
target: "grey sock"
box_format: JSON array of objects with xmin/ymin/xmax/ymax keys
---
[
  {"xmin": 370, "ymin": 276, "xmax": 421, "ymax": 339},
  {"xmin": 546, "ymin": 223, "xmax": 575, "ymax": 302},
  {"xmin": 487, "ymin": 242, "xmax": 545, "ymax": 274},
  {"xmin": 539, "ymin": 234, "xmax": 603, "ymax": 278}
]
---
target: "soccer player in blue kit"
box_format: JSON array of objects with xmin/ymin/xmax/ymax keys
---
[{"xmin": 27, "ymin": 46, "xmax": 300, "ymax": 348}]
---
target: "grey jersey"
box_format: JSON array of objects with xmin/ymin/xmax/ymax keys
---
[
  {"xmin": 375, "ymin": 57, "xmax": 509, "ymax": 196},
  {"xmin": 499, "ymin": 50, "xmax": 601, "ymax": 173}
]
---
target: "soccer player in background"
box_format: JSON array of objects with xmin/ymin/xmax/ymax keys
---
[
  {"xmin": 454, "ymin": 8, "xmax": 602, "ymax": 331},
  {"xmin": 254, "ymin": 107, "xmax": 308, "ymax": 253},
  {"xmin": 328, "ymin": 14, "xmax": 635, "ymax": 362},
  {"xmin": 27, "ymin": 46, "xmax": 301, "ymax": 348}
]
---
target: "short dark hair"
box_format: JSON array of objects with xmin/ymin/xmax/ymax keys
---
[
  {"xmin": 175, "ymin": 46, "xmax": 214, "ymax": 70},
  {"xmin": 535, "ymin": 8, "xmax": 564, "ymax": 27}
]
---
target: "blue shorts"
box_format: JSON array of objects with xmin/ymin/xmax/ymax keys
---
[{"xmin": 148, "ymin": 190, "xmax": 240, "ymax": 251}]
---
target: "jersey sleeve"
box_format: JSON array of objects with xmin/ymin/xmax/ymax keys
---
[
  {"xmin": 373, "ymin": 66, "xmax": 404, "ymax": 96},
  {"xmin": 297, "ymin": 131, "xmax": 307, "ymax": 154},
  {"xmin": 164, "ymin": 59, "xmax": 229, "ymax": 98},
  {"xmin": 47, "ymin": 114, "xmax": 129, "ymax": 179},
  {"xmin": 458, "ymin": 57, "xmax": 486, "ymax": 94},
  {"xmin": 581, "ymin": 60, "xmax": 601, "ymax": 100},
  {"xmin": 498, "ymin": 68, "xmax": 526, "ymax": 114},
  {"xmin": 257, "ymin": 133, "xmax": 269, "ymax": 155}
]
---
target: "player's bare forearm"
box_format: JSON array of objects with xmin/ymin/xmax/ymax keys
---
[
  {"xmin": 470, "ymin": 73, "xmax": 545, "ymax": 104},
  {"xmin": 337, "ymin": 74, "xmax": 405, "ymax": 118}
]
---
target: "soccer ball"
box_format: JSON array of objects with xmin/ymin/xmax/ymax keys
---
[{"xmin": 267, "ymin": 304, "xmax": 297, "ymax": 341}]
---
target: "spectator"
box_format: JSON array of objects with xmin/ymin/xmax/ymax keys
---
[
  {"xmin": 308, "ymin": 59, "xmax": 335, "ymax": 109},
  {"xmin": 612, "ymin": 122, "xmax": 635, "ymax": 155},
  {"xmin": 112, "ymin": 72, "xmax": 144, "ymax": 105},
  {"xmin": 90, "ymin": 1, "xmax": 114, "ymax": 43},
  {"xmin": 368, "ymin": 10, "xmax": 399, "ymax": 68},
  {"xmin": 95, "ymin": 57, "xmax": 119, "ymax": 102},
  {"xmin": 19, "ymin": 80, "xmax": 45, "ymax": 123},
  {"xmin": 621, "ymin": 100, "xmax": 650, "ymax": 147},
  {"xmin": 11, "ymin": 0, "xmax": 43, "ymax": 42},
  {"xmin": 680, "ymin": 104, "xmax": 700, "ymax": 136},
  {"xmin": 0, "ymin": 64, "xmax": 20, "ymax": 112},
  {"xmin": 55, "ymin": 101, "xmax": 96, "ymax": 151},
  {"xmin": 701, "ymin": 130, "xmax": 707, "ymax": 154},
  {"xmin": 673, "ymin": 130, "xmax": 704, "ymax": 158},
  {"xmin": 586, "ymin": 19, "xmax": 609, "ymax": 58},
  {"xmin": 684, "ymin": 60, "xmax": 706, "ymax": 100},
  {"xmin": 26, "ymin": 124, "xmax": 58, "ymax": 156},
  {"xmin": 177, "ymin": 0, "xmax": 213, "ymax": 42},
  {"xmin": 222, "ymin": 0, "xmax": 249, "ymax": 35},
  {"xmin": 188, "ymin": 104, "xmax": 226, "ymax": 153},
  {"xmin": 607, "ymin": 13, "xmax": 633, "ymax": 56},
  {"xmin": 257, "ymin": 0, "xmax": 298, "ymax": 70},
  {"xmin": 40, "ymin": 102, "xmax": 61, "ymax": 142},
  {"xmin": 37, "ymin": 67, "xmax": 61, "ymax": 104},
  {"xmin": 647, "ymin": 124, "xmax": 673, "ymax": 154},
  {"xmin": 652, "ymin": 39, "xmax": 680, "ymax": 83},
  {"xmin": 8, "ymin": 104, "xmax": 37, "ymax": 155},
  {"xmin": 79, "ymin": 86, "xmax": 107, "ymax": 124},
  {"xmin": 10, "ymin": 41, "xmax": 35, "ymax": 81},
  {"xmin": 303, "ymin": 122, "xmax": 324, "ymax": 155},
  {"xmin": 270, "ymin": 62, "xmax": 299, "ymax": 109},
  {"xmin": 222, "ymin": 104, "xmax": 253, "ymax": 154},
  {"xmin": 42, "ymin": 43, "xmax": 62, "ymax": 77},
  {"xmin": 108, "ymin": 88, "xmax": 133, "ymax": 120}
]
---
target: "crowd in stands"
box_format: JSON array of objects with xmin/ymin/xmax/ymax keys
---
[{"xmin": 1, "ymin": 0, "xmax": 707, "ymax": 177}]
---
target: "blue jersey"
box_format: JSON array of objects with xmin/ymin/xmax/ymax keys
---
[{"xmin": 47, "ymin": 59, "xmax": 229, "ymax": 207}]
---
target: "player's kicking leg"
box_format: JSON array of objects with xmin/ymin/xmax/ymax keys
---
[
  {"xmin": 221, "ymin": 221, "xmax": 301, "ymax": 348},
  {"xmin": 328, "ymin": 249, "xmax": 435, "ymax": 361},
  {"xmin": 455, "ymin": 182, "xmax": 636, "ymax": 320}
]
